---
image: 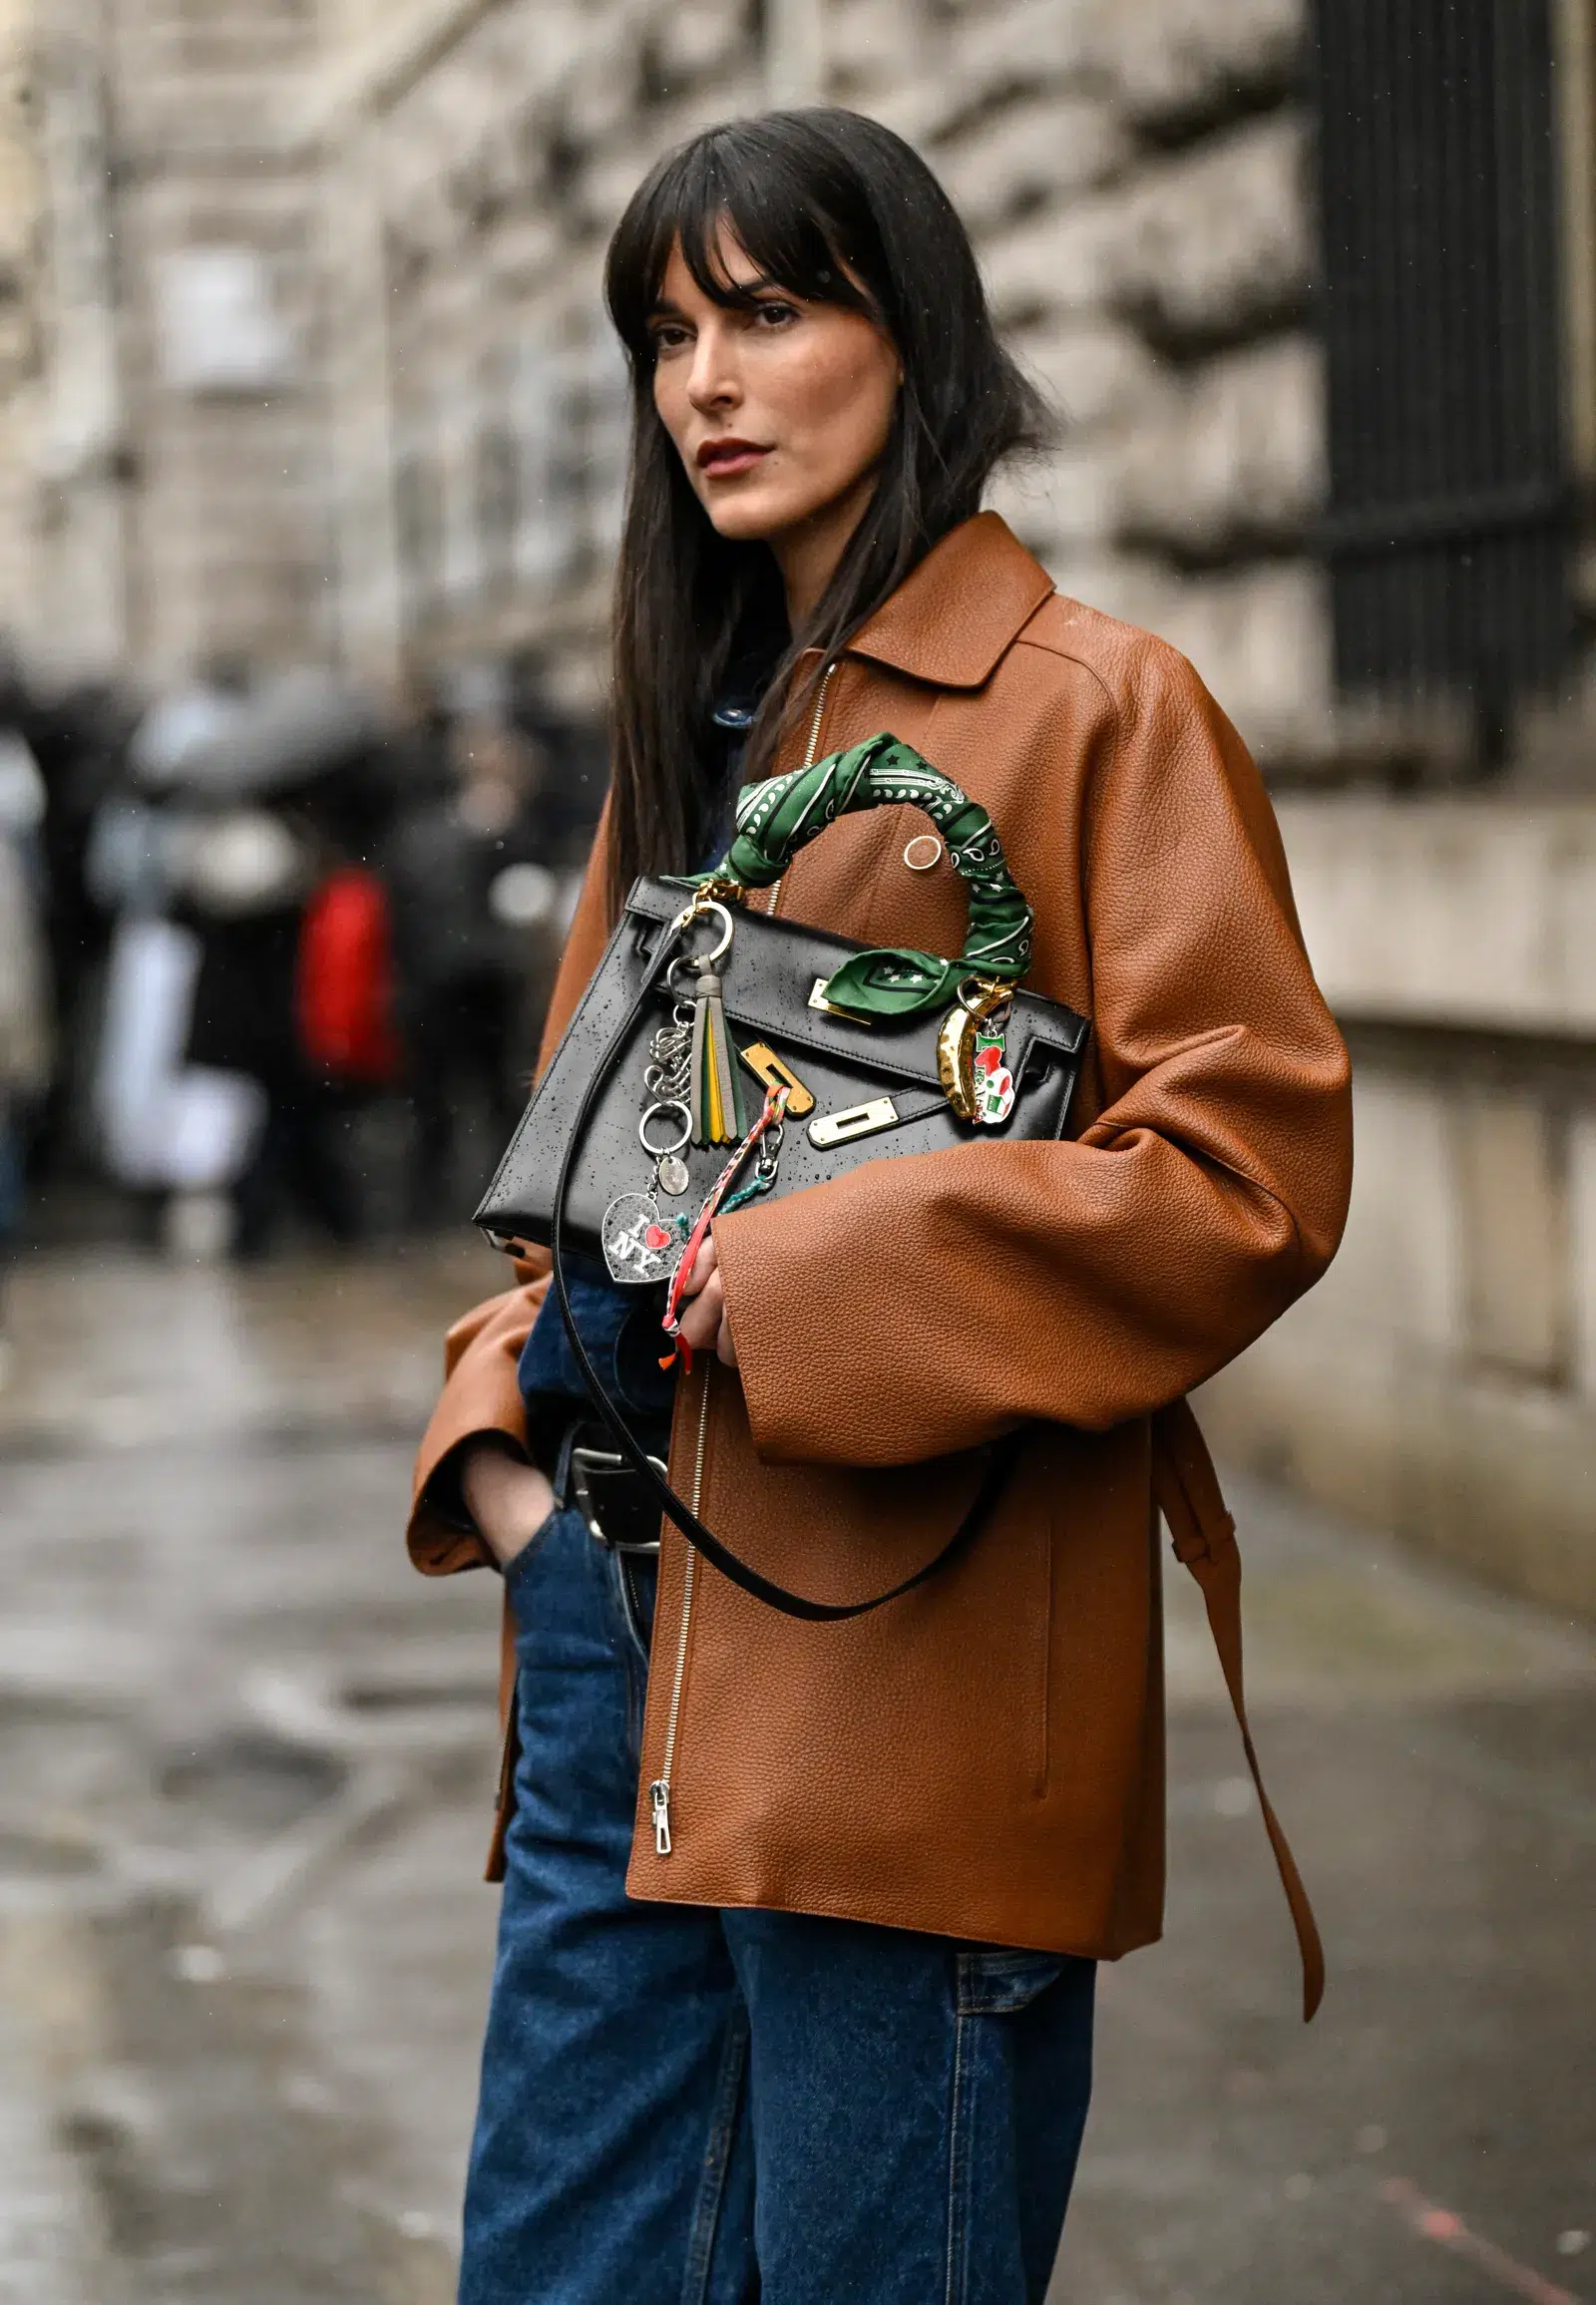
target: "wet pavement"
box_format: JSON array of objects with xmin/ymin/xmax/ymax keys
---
[{"xmin": 0, "ymin": 1244, "xmax": 1591, "ymax": 2303}]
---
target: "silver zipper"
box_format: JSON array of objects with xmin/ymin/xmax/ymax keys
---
[
  {"xmin": 647, "ymin": 1363, "xmax": 713, "ymax": 1854},
  {"xmin": 648, "ymin": 661, "xmax": 837, "ymax": 1857}
]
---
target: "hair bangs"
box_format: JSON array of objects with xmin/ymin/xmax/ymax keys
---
[{"xmin": 606, "ymin": 124, "xmax": 873, "ymax": 370}]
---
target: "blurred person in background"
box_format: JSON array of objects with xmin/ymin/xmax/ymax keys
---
[
  {"xmin": 10, "ymin": 662, "xmax": 137, "ymax": 1192},
  {"xmin": 505, "ymin": 645, "xmax": 608, "ymax": 870},
  {"xmin": 0, "ymin": 716, "xmax": 51, "ymax": 1379},
  {"xmin": 406, "ymin": 110, "xmax": 1351, "ymax": 2305},
  {"xmin": 89, "ymin": 657, "xmax": 406, "ymax": 1260},
  {"xmin": 178, "ymin": 793, "xmax": 329, "ymax": 1260},
  {"xmin": 385, "ymin": 690, "xmax": 561, "ymax": 1225},
  {"xmin": 190, "ymin": 727, "xmax": 405, "ymax": 1261},
  {"xmin": 88, "ymin": 659, "xmax": 264, "ymax": 1248}
]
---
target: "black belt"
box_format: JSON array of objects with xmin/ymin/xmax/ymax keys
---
[{"xmin": 566, "ymin": 1426, "xmax": 666, "ymax": 1557}]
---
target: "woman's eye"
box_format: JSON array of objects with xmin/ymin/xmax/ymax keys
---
[
  {"xmin": 650, "ymin": 323, "xmax": 691, "ymax": 355},
  {"xmin": 752, "ymin": 300, "xmax": 800, "ymax": 329}
]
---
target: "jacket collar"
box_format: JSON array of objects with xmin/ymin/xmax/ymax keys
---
[{"xmin": 842, "ymin": 512, "xmax": 1055, "ymax": 689}]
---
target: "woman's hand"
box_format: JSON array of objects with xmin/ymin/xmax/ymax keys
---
[
  {"xmin": 674, "ymin": 1233, "xmax": 739, "ymax": 1366},
  {"xmin": 460, "ymin": 1435, "xmax": 556, "ymax": 1569}
]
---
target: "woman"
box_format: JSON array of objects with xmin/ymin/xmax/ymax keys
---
[{"xmin": 410, "ymin": 109, "xmax": 1353, "ymax": 2304}]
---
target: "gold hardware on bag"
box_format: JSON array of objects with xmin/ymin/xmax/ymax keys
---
[
  {"xmin": 667, "ymin": 888, "xmax": 740, "ymax": 961},
  {"xmin": 692, "ymin": 877, "xmax": 747, "ymax": 913},
  {"xmin": 809, "ymin": 1097, "xmax": 898, "ymax": 1147},
  {"xmin": 808, "ymin": 976, "xmax": 874, "ymax": 1024},
  {"xmin": 737, "ymin": 1042, "xmax": 816, "ymax": 1117}
]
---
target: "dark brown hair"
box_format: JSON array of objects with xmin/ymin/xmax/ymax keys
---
[{"xmin": 601, "ymin": 107, "xmax": 1051, "ymax": 914}]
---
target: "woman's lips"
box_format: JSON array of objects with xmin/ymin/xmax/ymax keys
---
[{"xmin": 696, "ymin": 439, "xmax": 771, "ymax": 477}]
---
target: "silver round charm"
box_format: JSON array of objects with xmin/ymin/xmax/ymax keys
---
[
  {"xmin": 600, "ymin": 1192, "xmax": 687, "ymax": 1286},
  {"xmin": 656, "ymin": 1153, "xmax": 691, "ymax": 1197}
]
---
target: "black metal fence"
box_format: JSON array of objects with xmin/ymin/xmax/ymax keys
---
[{"xmin": 1314, "ymin": 0, "xmax": 1571, "ymax": 723}]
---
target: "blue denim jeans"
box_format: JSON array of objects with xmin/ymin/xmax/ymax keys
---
[{"xmin": 461, "ymin": 1507, "xmax": 1095, "ymax": 2305}]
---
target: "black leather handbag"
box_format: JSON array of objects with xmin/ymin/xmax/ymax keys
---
[{"xmin": 474, "ymin": 734, "xmax": 1089, "ymax": 1622}]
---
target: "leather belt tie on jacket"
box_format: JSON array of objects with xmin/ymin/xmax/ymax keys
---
[{"xmin": 1151, "ymin": 1398, "xmax": 1326, "ymax": 2023}]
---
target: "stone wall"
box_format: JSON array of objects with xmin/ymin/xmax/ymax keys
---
[
  {"xmin": 0, "ymin": 0, "xmax": 329, "ymax": 685},
  {"xmin": 887, "ymin": 0, "xmax": 1330, "ymax": 763},
  {"xmin": 107, "ymin": 0, "xmax": 327, "ymax": 682},
  {"xmin": 16, "ymin": 0, "xmax": 130, "ymax": 676},
  {"xmin": 1199, "ymin": 797, "xmax": 1596, "ymax": 1620},
  {"xmin": 0, "ymin": 0, "xmax": 38, "ymax": 652}
]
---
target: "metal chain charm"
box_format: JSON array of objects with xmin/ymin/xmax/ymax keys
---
[{"xmin": 642, "ymin": 1004, "xmax": 695, "ymax": 1194}]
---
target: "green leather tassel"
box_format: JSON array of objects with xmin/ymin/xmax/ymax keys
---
[{"xmin": 689, "ymin": 967, "xmax": 742, "ymax": 1146}]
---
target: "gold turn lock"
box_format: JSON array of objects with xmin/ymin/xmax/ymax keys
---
[
  {"xmin": 737, "ymin": 1042, "xmax": 816, "ymax": 1117},
  {"xmin": 808, "ymin": 1097, "xmax": 899, "ymax": 1147}
]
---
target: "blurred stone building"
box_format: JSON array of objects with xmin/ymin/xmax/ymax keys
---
[{"xmin": 4, "ymin": 0, "xmax": 1596, "ymax": 1617}]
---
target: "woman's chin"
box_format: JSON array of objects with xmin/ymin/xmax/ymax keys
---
[
  {"xmin": 698, "ymin": 478, "xmax": 831, "ymax": 547},
  {"xmin": 700, "ymin": 494, "xmax": 790, "ymax": 545}
]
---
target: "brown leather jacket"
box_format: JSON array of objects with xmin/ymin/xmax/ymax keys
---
[{"xmin": 409, "ymin": 514, "xmax": 1353, "ymax": 2010}]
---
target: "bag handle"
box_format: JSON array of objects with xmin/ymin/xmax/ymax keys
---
[
  {"xmin": 552, "ymin": 904, "xmax": 1012, "ymax": 1623},
  {"xmin": 698, "ymin": 733, "xmax": 1034, "ymax": 1021}
]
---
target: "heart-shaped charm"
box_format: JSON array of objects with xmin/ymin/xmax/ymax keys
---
[{"xmin": 601, "ymin": 1193, "xmax": 688, "ymax": 1285}]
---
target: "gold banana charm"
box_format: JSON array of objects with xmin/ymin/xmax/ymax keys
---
[
  {"xmin": 938, "ymin": 1003, "xmax": 981, "ymax": 1120},
  {"xmin": 938, "ymin": 980, "xmax": 1015, "ymax": 1123}
]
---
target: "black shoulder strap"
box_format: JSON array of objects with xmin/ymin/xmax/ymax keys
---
[{"xmin": 551, "ymin": 921, "xmax": 1010, "ymax": 1623}]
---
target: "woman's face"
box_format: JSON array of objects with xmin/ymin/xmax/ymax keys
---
[{"xmin": 648, "ymin": 224, "xmax": 902, "ymax": 573}]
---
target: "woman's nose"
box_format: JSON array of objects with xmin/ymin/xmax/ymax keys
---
[{"xmin": 685, "ymin": 324, "xmax": 741, "ymax": 414}]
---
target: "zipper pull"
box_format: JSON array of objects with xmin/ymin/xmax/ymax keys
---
[{"xmin": 648, "ymin": 1779, "xmax": 672, "ymax": 1856}]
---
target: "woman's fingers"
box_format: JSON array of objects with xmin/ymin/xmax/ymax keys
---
[
  {"xmin": 676, "ymin": 1232, "xmax": 735, "ymax": 1361},
  {"xmin": 676, "ymin": 1268, "xmax": 725, "ymax": 1349},
  {"xmin": 676, "ymin": 1232, "xmax": 720, "ymax": 1299}
]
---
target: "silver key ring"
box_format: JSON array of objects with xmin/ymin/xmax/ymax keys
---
[
  {"xmin": 639, "ymin": 1100, "xmax": 692, "ymax": 1158},
  {"xmin": 665, "ymin": 956, "xmax": 711, "ymax": 999}
]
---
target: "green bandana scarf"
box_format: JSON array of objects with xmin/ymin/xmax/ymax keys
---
[{"xmin": 697, "ymin": 733, "xmax": 1033, "ymax": 1020}]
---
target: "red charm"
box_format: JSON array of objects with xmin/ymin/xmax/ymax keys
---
[
  {"xmin": 973, "ymin": 1023, "xmax": 1016, "ymax": 1126},
  {"xmin": 643, "ymin": 1223, "xmax": 671, "ymax": 1251}
]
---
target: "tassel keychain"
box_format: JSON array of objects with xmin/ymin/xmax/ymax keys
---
[{"xmin": 689, "ymin": 964, "xmax": 743, "ymax": 1147}]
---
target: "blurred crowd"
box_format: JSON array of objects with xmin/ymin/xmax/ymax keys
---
[{"xmin": 0, "ymin": 643, "xmax": 603, "ymax": 1359}]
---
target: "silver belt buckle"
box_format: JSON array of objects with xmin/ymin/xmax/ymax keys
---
[{"xmin": 570, "ymin": 1445, "xmax": 666, "ymax": 1554}]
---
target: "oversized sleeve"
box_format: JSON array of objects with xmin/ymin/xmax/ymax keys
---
[
  {"xmin": 713, "ymin": 641, "xmax": 1353, "ymax": 1466},
  {"xmin": 407, "ymin": 806, "xmax": 615, "ymax": 1574}
]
